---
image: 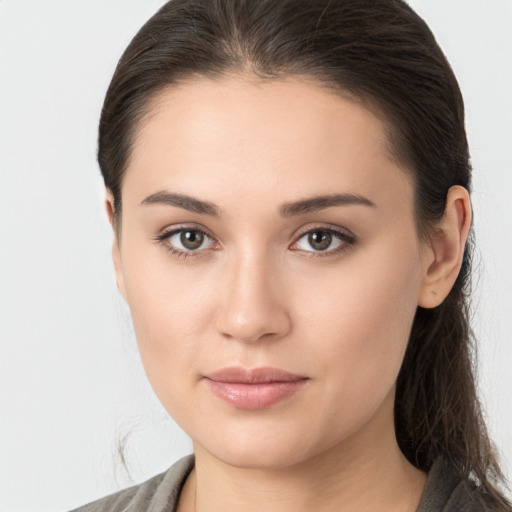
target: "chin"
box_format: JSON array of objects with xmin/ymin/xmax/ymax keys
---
[
  {"xmin": 194, "ymin": 424, "xmax": 323, "ymax": 470},
  {"xmin": 211, "ymin": 444, "xmax": 308, "ymax": 470}
]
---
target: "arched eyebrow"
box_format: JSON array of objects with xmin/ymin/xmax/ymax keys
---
[
  {"xmin": 279, "ymin": 193, "xmax": 376, "ymax": 217},
  {"xmin": 141, "ymin": 191, "xmax": 220, "ymax": 217},
  {"xmin": 140, "ymin": 191, "xmax": 376, "ymax": 217}
]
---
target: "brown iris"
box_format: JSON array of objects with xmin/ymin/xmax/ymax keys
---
[
  {"xmin": 308, "ymin": 230, "xmax": 332, "ymax": 251},
  {"xmin": 180, "ymin": 230, "xmax": 204, "ymax": 250}
]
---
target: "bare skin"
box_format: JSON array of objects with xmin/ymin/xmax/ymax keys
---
[
  {"xmin": 108, "ymin": 74, "xmax": 471, "ymax": 512},
  {"xmin": 179, "ymin": 390, "xmax": 426, "ymax": 512}
]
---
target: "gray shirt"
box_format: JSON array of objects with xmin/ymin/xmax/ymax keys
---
[{"xmin": 70, "ymin": 455, "xmax": 492, "ymax": 511}]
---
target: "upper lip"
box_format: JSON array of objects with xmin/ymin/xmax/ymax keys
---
[{"xmin": 204, "ymin": 366, "xmax": 308, "ymax": 384}]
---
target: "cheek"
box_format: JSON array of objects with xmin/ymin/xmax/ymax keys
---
[
  {"xmin": 121, "ymin": 251, "xmax": 218, "ymax": 386},
  {"xmin": 308, "ymin": 254, "xmax": 419, "ymax": 348},
  {"xmin": 292, "ymin": 246, "xmax": 422, "ymax": 408}
]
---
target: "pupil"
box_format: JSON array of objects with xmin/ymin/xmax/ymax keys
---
[
  {"xmin": 309, "ymin": 231, "xmax": 332, "ymax": 251},
  {"xmin": 180, "ymin": 230, "xmax": 204, "ymax": 250}
]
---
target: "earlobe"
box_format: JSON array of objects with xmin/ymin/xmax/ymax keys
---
[
  {"xmin": 104, "ymin": 191, "xmax": 127, "ymax": 301},
  {"xmin": 418, "ymin": 185, "xmax": 472, "ymax": 309}
]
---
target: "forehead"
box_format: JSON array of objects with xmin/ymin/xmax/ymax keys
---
[
  {"xmin": 134, "ymin": 74, "xmax": 393, "ymax": 162},
  {"xmin": 123, "ymin": 75, "xmax": 413, "ymax": 216}
]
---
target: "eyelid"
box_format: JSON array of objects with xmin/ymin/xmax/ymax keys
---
[
  {"xmin": 291, "ymin": 223, "xmax": 355, "ymax": 241},
  {"xmin": 292, "ymin": 222, "xmax": 355, "ymax": 239},
  {"xmin": 289, "ymin": 224, "xmax": 356, "ymax": 256},
  {"xmin": 154, "ymin": 224, "xmax": 220, "ymax": 258}
]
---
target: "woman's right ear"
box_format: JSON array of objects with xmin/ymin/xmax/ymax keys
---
[{"xmin": 104, "ymin": 192, "xmax": 127, "ymax": 301}]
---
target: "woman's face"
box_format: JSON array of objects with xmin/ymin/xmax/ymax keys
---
[{"xmin": 113, "ymin": 75, "xmax": 431, "ymax": 469}]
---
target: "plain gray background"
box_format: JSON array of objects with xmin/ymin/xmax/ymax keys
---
[{"xmin": 0, "ymin": 1, "xmax": 511, "ymax": 510}]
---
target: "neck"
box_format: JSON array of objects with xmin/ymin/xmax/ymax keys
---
[{"xmin": 179, "ymin": 394, "xmax": 427, "ymax": 512}]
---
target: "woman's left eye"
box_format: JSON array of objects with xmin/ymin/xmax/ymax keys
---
[{"xmin": 291, "ymin": 228, "xmax": 355, "ymax": 255}]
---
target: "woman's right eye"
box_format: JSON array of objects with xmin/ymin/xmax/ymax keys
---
[{"xmin": 156, "ymin": 228, "xmax": 216, "ymax": 258}]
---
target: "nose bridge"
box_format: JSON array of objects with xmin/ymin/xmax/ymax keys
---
[{"xmin": 216, "ymin": 244, "xmax": 291, "ymax": 343}]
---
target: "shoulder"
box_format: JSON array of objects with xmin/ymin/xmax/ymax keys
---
[
  {"xmin": 442, "ymin": 480, "xmax": 498, "ymax": 512},
  {"xmin": 417, "ymin": 457, "xmax": 506, "ymax": 512},
  {"xmin": 68, "ymin": 455, "xmax": 194, "ymax": 512}
]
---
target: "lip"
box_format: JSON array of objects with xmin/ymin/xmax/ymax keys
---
[{"xmin": 203, "ymin": 367, "xmax": 309, "ymax": 410}]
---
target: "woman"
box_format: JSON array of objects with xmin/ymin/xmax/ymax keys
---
[{"xmin": 71, "ymin": 0, "xmax": 511, "ymax": 510}]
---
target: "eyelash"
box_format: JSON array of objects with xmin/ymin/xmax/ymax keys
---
[
  {"xmin": 154, "ymin": 226, "xmax": 217, "ymax": 260},
  {"xmin": 154, "ymin": 225, "xmax": 356, "ymax": 260},
  {"xmin": 290, "ymin": 227, "xmax": 356, "ymax": 258}
]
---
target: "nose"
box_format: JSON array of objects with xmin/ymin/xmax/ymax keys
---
[{"xmin": 215, "ymin": 250, "xmax": 292, "ymax": 344}]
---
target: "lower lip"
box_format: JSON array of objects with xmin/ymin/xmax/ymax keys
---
[{"xmin": 204, "ymin": 379, "xmax": 308, "ymax": 410}]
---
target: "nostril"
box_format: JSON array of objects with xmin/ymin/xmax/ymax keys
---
[{"xmin": 216, "ymin": 307, "xmax": 292, "ymax": 344}]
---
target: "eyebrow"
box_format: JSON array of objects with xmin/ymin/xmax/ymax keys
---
[
  {"xmin": 279, "ymin": 193, "xmax": 376, "ymax": 217},
  {"xmin": 140, "ymin": 191, "xmax": 376, "ymax": 217},
  {"xmin": 141, "ymin": 191, "xmax": 220, "ymax": 217}
]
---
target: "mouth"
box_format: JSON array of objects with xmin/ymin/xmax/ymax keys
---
[{"xmin": 203, "ymin": 367, "xmax": 309, "ymax": 410}]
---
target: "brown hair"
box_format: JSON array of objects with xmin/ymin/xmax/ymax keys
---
[{"xmin": 99, "ymin": 0, "xmax": 510, "ymax": 507}]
